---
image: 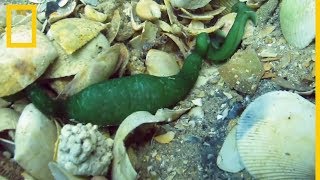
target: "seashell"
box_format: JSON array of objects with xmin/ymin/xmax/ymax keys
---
[
  {"xmin": 154, "ymin": 131, "xmax": 175, "ymax": 144},
  {"xmin": 163, "ymin": 33, "xmax": 188, "ymax": 57},
  {"xmin": 0, "ymin": 108, "xmax": 19, "ymax": 132},
  {"xmin": 48, "ymin": 162, "xmax": 86, "ymax": 180},
  {"xmin": 170, "ymin": 0, "xmax": 212, "ymax": 10},
  {"xmin": 45, "ymin": 33, "xmax": 110, "ymax": 79},
  {"xmin": 14, "ymin": 104, "xmax": 58, "ymax": 180},
  {"xmin": 48, "ymin": 1, "xmax": 77, "ymax": 24},
  {"xmin": 47, "ymin": 18, "xmax": 106, "ymax": 54},
  {"xmin": 83, "ymin": 5, "xmax": 108, "ymax": 22},
  {"xmin": 236, "ymin": 91, "xmax": 315, "ymax": 179},
  {"xmin": 129, "ymin": 21, "xmax": 159, "ymax": 51},
  {"xmin": 179, "ymin": 6, "xmax": 226, "ymax": 21},
  {"xmin": 136, "ymin": 0, "xmax": 161, "ymax": 21},
  {"xmin": 211, "ymin": 0, "xmax": 238, "ymax": 15},
  {"xmin": 60, "ymin": 43, "xmax": 123, "ymax": 96},
  {"xmin": 146, "ymin": 49, "xmax": 180, "ymax": 77},
  {"xmin": 280, "ymin": 0, "xmax": 315, "ymax": 49},
  {"xmin": 217, "ymin": 125, "xmax": 245, "ymax": 173},
  {"xmin": 105, "ymin": 9, "xmax": 121, "ymax": 43},
  {"xmin": 0, "ymin": 25, "xmax": 58, "ymax": 97}
]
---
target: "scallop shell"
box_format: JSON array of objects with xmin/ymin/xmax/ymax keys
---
[
  {"xmin": 280, "ymin": 0, "xmax": 315, "ymax": 49},
  {"xmin": 0, "ymin": 25, "xmax": 58, "ymax": 97},
  {"xmin": 14, "ymin": 104, "xmax": 58, "ymax": 180},
  {"xmin": 47, "ymin": 18, "xmax": 106, "ymax": 54},
  {"xmin": 146, "ymin": 49, "xmax": 180, "ymax": 77},
  {"xmin": 236, "ymin": 91, "xmax": 315, "ymax": 179},
  {"xmin": 170, "ymin": 0, "xmax": 211, "ymax": 9}
]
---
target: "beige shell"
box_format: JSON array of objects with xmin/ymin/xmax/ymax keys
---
[
  {"xmin": 60, "ymin": 43, "xmax": 124, "ymax": 96},
  {"xmin": 0, "ymin": 25, "xmax": 58, "ymax": 97},
  {"xmin": 0, "ymin": 108, "xmax": 19, "ymax": 132},
  {"xmin": 146, "ymin": 49, "xmax": 180, "ymax": 76},
  {"xmin": 105, "ymin": 10, "xmax": 121, "ymax": 44},
  {"xmin": 45, "ymin": 33, "xmax": 110, "ymax": 79},
  {"xmin": 136, "ymin": 0, "xmax": 161, "ymax": 21},
  {"xmin": 14, "ymin": 104, "xmax": 58, "ymax": 180},
  {"xmin": 170, "ymin": 0, "xmax": 211, "ymax": 9},
  {"xmin": 236, "ymin": 91, "xmax": 315, "ymax": 179},
  {"xmin": 280, "ymin": 0, "xmax": 315, "ymax": 49},
  {"xmin": 83, "ymin": 5, "xmax": 108, "ymax": 22},
  {"xmin": 47, "ymin": 18, "xmax": 106, "ymax": 54},
  {"xmin": 179, "ymin": 6, "xmax": 226, "ymax": 21}
]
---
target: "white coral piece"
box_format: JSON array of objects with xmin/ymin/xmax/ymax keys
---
[{"xmin": 57, "ymin": 123, "xmax": 113, "ymax": 176}]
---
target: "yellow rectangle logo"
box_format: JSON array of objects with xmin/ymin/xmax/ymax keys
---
[{"xmin": 6, "ymin": 4, "xmax": 37, "ymax": 48}]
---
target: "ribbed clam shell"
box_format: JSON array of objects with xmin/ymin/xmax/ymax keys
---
[
  {"xmin": 237, "ymin": 91, "xmax": 315, "ymax": 179},
  {"xmin": 280, "ymin": 0, "xmax": 315, "ymax": 49}
]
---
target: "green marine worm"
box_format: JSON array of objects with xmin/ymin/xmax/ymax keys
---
[
  {"xmin": 26, "ymin": 33, "xmax": 209, "ymax": 126},
  {"xmin": 206, "ymin": 2, "xmax": 257, "ymax": 63}
]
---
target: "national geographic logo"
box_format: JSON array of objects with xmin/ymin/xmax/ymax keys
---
[{"xmin": 5, "ymin": 4, "xmax": 37, "ymax": 48}]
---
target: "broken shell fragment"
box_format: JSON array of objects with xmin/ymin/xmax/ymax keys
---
[
  {"xmin": 146, "ymin": 49, "xmax": 180, "ymax": 77},
  {"xmin": 237, "ymin": 91, "xmax": 315, "ymax": 179},
  {"xmin": 83, "ymin": 5, "xmax": 108, "ymax": 22},
  {"xmin": 217, "ymin": 125, "xmax": 245, "ymax": 173},
  {"xmin": 48, "ymin": 1, "xmax": 77, "ymax": 24},
  {"xmin": 280, "ymin": 0, "xmax": 315, "ymax": 49},
  {"xmin": 47, "ymin": 18, "xmax": 106, "ymax": 54},
  {"xmin": 60, "ymin": 43, "xmax": 124, "ymax": 96},
  {"xmin": 105, "ymin": 10, "xmax": 121, "ymax": 43},
  {"xmin": 0, "ymin": 108, "xmax": 19, "ymax": 132},
  {"xmin": 45, "ymin": 33, "xmax": 110, "ymax": 79},
  {"xmin": 0, "ymin": 25, "xmax": 58, "ymax": 97},
  {"xmin": 136, "ymin": 0, "xmax": 161, "ymax": 21},
  {"xmin": 179, "ymin": 6, "xmax": 226, "ymax": 21},
  {"xmin": 170, "ymin": 0, "xmax": 211, "ymax": 9},
  {"xmin": 14, "ymin": 104, "xmax": 58, "ymax": 180}
]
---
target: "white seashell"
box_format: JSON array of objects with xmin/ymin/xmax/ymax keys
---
[
  {"xmin": 47, "ymin": 18, "xmax": 106, "ymax": 54},
  {"xmin": 0, "ymin": 108, "xmax": 19, "ymax": 132},
  {"xmin": 0, "ymin": 25, "xmax": 58, "ymax": 97},
  {"xmin": 236, "ymin": 91, "xmax": 315, "ymax": 179},
  {"xmin": 146, "ymin": 49, "xmax": 180, "ymax": 77},
  {"xmin": 14, "ymin": 104, "xmax": 58, "ymax": 180},
  {"xmin": 280, "ymin": 0, "xmax": 315, "ymax": 49},
  {"xmin": 136, "ymin": 0, "xmax": 161, "ymax": 21},
  {"xmin": 170, "ymin": 0, "xmax": 211, "ymax": 9},
  {"xmin": 217, "ymin": 125, "xmax": 245, "ymax": 173}
]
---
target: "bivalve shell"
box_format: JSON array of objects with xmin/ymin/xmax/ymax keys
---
[
  {"xmin": 170, "ymin": 0, "xmax": 211, "ymax": 10},
  {"xmin": 47, "ymin": 18, "xmax": 106, "ymax": 54},
  {"xmin": 0, "ymin": 25, "xmax": 58, "ymax": 97},
  {"xmin": 146, "ymin": 49, "xmax": 180, "ymax": 77},
  {"xmin": 14, "ymin": 104, "xmax": 58, "ymax": 180},
  {"xmin": 236, "ymin": 91, "xmax": 315, "ymax": 179},
  {"xmin": 280, "ymin": 0, "xmax": 315, "ymax": 49}
]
